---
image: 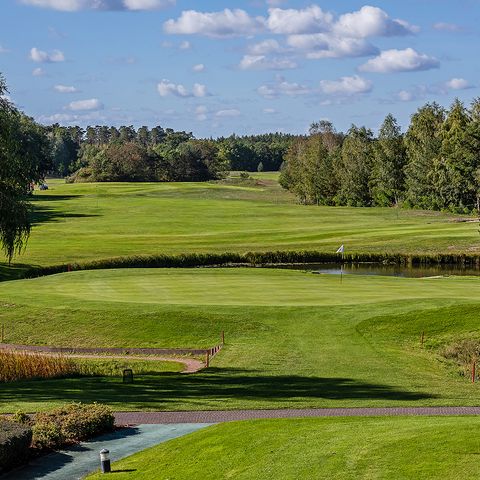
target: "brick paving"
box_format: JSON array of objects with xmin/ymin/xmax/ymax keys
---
[{"xmin": 115, "ymin": 406, "xmax": 480, "ymax": 425}]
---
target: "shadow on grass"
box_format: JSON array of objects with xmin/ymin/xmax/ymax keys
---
[
  {"xmin": 0, "ymin": 368, "xmax": 434, "ymax": 410},
  {"xmin": 29, "ymin": 205, "xmax": 100, "ymax": 226}
]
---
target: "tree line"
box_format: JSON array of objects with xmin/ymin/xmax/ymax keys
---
[
  {"xmin": 280, "ymin": 99, "xmax": 480, "ymax": 214},
  {"xmin": 49, "ymin": 124, "xmax": 296, "ymax": 182}
]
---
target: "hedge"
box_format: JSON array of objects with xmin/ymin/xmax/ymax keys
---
[
  {"xmin": 32, "ymin": 403, "xmax": 115, "ymax": 450},
  {"xmin": 0, "ymin": 420, "xmax": 32, "ymax": 473}
]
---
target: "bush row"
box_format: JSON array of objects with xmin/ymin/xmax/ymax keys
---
[
  {"xmin": 0, "ymin": 402, "xmax": 115, "ymax": 473},
  {"xmin": 0, "ymin": 421, "xmax": 32, "ymax": 474},
  {"xmin": 23, "ymin": 250, "xmax": 480, "ymax": 279},
  {"xmin": 31, "ymin": 403, "xmax": 115, "ymax": 450}
]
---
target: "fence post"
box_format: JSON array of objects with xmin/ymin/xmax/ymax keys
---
[
  {"xmin": 472, "ymin": 361, "xmax": 476, "ymax": 383},
  {"xmin": 205, "ymin": 351, "xmax": 210, "ymax": 368}
]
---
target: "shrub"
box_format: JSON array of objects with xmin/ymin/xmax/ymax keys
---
[
  {"xmin": 32, "ymin": 403, "xmax": 114, "ymax": 450},
  {"xmin": 0, "ymin": 421, "xmax": 32, "ymax": 473}
]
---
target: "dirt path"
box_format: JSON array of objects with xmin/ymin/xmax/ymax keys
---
[{"xmin": 65, "ymin": 353, "xmax": 205, "ymax": 373}]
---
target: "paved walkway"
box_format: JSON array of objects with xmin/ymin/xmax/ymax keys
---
[
  {"xmin": 2, "ymin": 424, "xmax": 211, "ymax": 480},
  {"xmin": 115, "ymin": 406, "xmax": 480, "ymax": 424}
]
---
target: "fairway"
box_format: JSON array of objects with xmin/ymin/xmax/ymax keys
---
[
  {"xmin": 85, "ymin": 416, "xmax": 480, "ymax": 480},
  {"xmin": 2, "ymin": 268, "xmax": 480, "ymax": 412},
  {"xmin": 4, "ymin": 176, "xmax": 479, "ymax": 273}
]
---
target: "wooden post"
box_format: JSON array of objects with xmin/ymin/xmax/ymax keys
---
[
  {"xmin": 420, "ymin": 330, "xmax": 424, "ymax": 348},
  {"xmin": 472, "ymin": 361, "xmax": 476, "ymax": 383},
  {"xmin": 221, "ymin": 331, "xmax": 225, "ymax": 345},
  {"xmin": 205, "ymin": 351, "xmax": 210, "ymax": 368}
]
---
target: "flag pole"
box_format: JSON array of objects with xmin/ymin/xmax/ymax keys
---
[{"xmin": 341, "ymin": 249, "xmax": 344, "ymax": 284}]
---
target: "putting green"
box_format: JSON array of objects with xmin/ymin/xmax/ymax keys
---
[{"xmin": 2, "ymin": 267, "xmax": 480, "ymax": 307}]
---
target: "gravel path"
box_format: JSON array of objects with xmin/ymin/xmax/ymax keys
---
[
  {"xmin": 115, "ymin": 406, "xmax": 480, "ymax": 424},
  {"xmin": 2, "ymin": 424, "xmax": 211, "ymax": 480}
]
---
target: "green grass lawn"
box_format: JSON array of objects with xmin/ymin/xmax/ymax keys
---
[
  {"xmin": 2, "ymin": 268, "xmax": 480, "ymax": 412},
  {"xmin": 3, "ymin": 176, "xmax": 478, "ymax": 274},
  {"xmin": 86, "ymin": 416, "xmax": 480, "ymax": 479}
]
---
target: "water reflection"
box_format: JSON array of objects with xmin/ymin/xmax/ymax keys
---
[{"xmin": 278, "ymin": 263, "xmax": 480, "ymax": 278}]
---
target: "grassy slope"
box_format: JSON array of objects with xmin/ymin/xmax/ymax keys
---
[
  {"xmin": 86, "ymin": 416, "xmax": 480, "ymax": 480},
  {"xmin": 2, "ymin": 268, "xmax": 480, "ymax": 412},
  {"xmin": 4, "ymin": 175, "xmax": 479, "ymax": 271}
]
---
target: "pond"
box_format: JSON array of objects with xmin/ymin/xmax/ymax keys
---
[{"xmin": 278, "ymin": 263, "xmax": 480, "ymax": 278}]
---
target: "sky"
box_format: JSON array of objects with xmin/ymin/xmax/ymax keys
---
[{"xmin": 1, "ymin": 0, "xmax": 480, "ymax": 137}]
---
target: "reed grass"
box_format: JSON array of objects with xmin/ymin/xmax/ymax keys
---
[{"xmin": 0, "ymin": 351, "xmax": 79, "ymax": 382}]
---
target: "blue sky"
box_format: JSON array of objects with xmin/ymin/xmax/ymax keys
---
[{"xmin": 1, "ymin": 0, "xmax": 479, "ymax": 137}]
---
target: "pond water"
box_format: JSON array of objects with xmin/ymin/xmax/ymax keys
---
[{"xmin": 278, "ymin": 263, "xmax": 480, "ymax": 278}]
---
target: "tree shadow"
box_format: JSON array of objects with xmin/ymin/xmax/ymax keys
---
[
  {"xmin": 29, "ymin": 205, "xmax": 100, "ymax": 226},
  {"xmin": 0, "ymin": 368, "xmax": 435, "ymax": 410}
]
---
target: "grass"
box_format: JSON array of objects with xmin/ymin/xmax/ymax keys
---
[
  {"xmin": 2, "ymin": 268, "xmax": 480, "ymax": 412},
  {"xmin": 86, "ymin": 416, "xmax": 480, "ymax": 479},
  {"xmin": 3, "ymin": 175, "xmax": 479, "ymax": 275}
]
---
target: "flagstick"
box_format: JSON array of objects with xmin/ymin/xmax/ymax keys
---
[{"xmin": 340, "ymin": 250, "xmax": 344, "ymax": 284}]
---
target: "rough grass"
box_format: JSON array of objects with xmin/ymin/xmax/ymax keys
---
[
  {"xmin": 3, "ymin": 176, "xmax": 479, "ymax": 276},
  {"xmin": 0, "ymin": 351, "xmax": 78, "ymax": 382},
  {"xmin": 86, "ymin": 416, "xmax": 480, "ymax": 480},
  {"xmin": 2, "ymin": 268, "xmax": 480, "ymax": 412}
]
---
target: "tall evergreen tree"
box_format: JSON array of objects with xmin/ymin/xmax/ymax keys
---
[
  {"xmin": 371, "ymin": 114, "xmax": 406, "ymax": 206},
  {"xmin": 336, "ymin": 125, "xmax": 373, "ymax": 206},
  {"xmin": 404, "ymin": 103, "xmax": 445, "ymax": 209}
]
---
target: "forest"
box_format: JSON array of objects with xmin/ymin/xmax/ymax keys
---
[{"xmin": 281, "ymin": 99, "xmax": 480, "ymax": 214}]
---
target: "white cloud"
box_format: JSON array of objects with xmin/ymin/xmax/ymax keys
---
[
  {"xmin": 164, "ymin": 9, "xmax": 265, "ymax": 38},
  {"xmin": 433, "ymin": 22, "xmax": 462, "ymax": 32},
  {"xmin": 334, "ymin": 6, "xmax": 417, "ymax": 38},
  {"xmin": 287, "ymin": 33, "xmax": 377, "ymax": 59},
  {"xmin": 20, "ymin": 0, "xmax": 175, "ymax": 11},
  {"xmin": 266, "ymin": 5, "xmax": 332, "ymax": 34},
  {"xmin": 247, "ymin": 39, "xmax": 284, "ymax": 55},
  {"xmin": 263, "ymin": 107, "xmax": 277, "ymax": 114},
  {"xmin": 30, "ymin": 47, "xmax": 65, "ymax": 63},
  {"xmin": 192, "ymin": 83, "xmax": 208, "ymax": 97},
  {"xmin": 239, "ymin": 54, "xmax": 297, "ymax": 70},
  {"xmin": 258, "ymin": 77, "xmax": 311, "ymax": 98},
  {"xmin": 54, "ymin": 84, "xmax": 78, "ymax": 93},
  {"xmin": 319, "ymin": 75, "xmax": 372, "ymax": 95},
  {"xmin": 157, "ymin": 79, "xmax": 208, "ymax": 98},
  {"xmin": 359, "ymin": 48, "xmax": 439, "ymax": 73},
  {"xmin": 32, "ymin": 67, "xmax": 45, "ymax": 76},
  {"xmin": 195, "ymin": 105, "xmax": 208, "ymax": 121},
  {"xmin": 445, "ymin": 78, "xmax": 471, "ymax": 90},
  {"xmin": 396, "ymin": 89, "xmax": 416, "ymax": 102},
  {"xmin": 192, "ymin": 63, "xmax": 205, "ymax": 72},
  {"xmin": 179, "ymin": 40, "xmax": 191, "ymax": 50},
  {"xmin": 67, "ymin": 98, "xmax": 103, "ymax": 111},
  {"xmin": 215, "ymin": 109, "xmax": 241, "ymax": 117},
  {"xmin": 0, "ymin": 45, "xmax": 9, "ymax": 54}
]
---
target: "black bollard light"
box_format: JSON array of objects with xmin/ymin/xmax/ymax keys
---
[{"xmin": 100, "ymin": 448, "xmax": 111, "ymax": 473}]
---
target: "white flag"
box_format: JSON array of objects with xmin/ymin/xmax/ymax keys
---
[{"xmin": 336, "ymin": 245, "xmax": 344, "ymax": 254}]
